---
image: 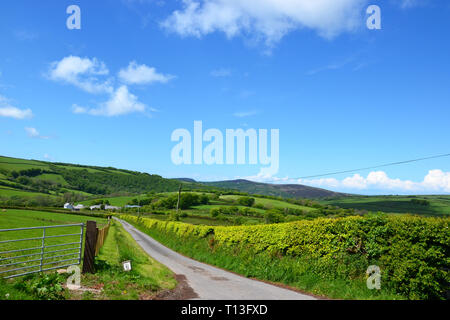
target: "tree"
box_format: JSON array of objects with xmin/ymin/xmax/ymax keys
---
[
  {"xmin": 264, "ymin": 209, "xmax": 285, "ymax": 224},
  {"xmin": 210, "ymin": 208, "xmax": 220, "ymax": 217},
  {"xmin": 238, "ymin": 196, "xmax": 255, "ymax": 207}
]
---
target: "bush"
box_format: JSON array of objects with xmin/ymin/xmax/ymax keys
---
[
  {"xmin": 237, "ymin": 196, "xmax": 255, "ymax": 207},
  {"xmin": 14, "ymin": 272, "xmax": 67, "ymax": 300},
  {"xmin": 121, "ymin": 214, "xmax": 450, "ymax": 299}
]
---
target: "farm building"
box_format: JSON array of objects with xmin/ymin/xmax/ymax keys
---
[
  {"xmin": 63, "ymin": 203, "xmax": 74, "ymax": 210},
  {"xmin": 105, "ymin": 205, "xmax": 121, "ymax": 211}
]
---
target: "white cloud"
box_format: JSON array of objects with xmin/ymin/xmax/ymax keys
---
[
  {"xmin": 48, "ymin": 56, "xmax": 112, "ymax": 94},
  {"xmin": 71, "ymin": 104, "xmax": 88, "ymax": 114},
  {"xmin": 118, "ymin": 61, "xmax": 174, "ymax": 85},
  {"xmin": 0, "ymin": 95, "xmax": 33, "ymax": 119},
  {"xmin": 25, "ymin": 127, "xmax": 49, "ymax": 139},
  {"xmin": 25, "ymin": 127, "xmax": 39, "ymax": 137},
  {"xmin": 48, "ymin": 56, "xmax": 170, "ymax": 117},
  {"xmin": 422, "ymin": 170, "xmax": 450, "ymax": 193},
  {"xmin": 297, "ymin": 170, "xmax": 450, "ymax": 194},
  {"xmin": 77, "ymin": 86, "xmax": 147, "ymax": 117},
  {"xmin": 161, "ymin": 0, "xmax": 369, "ymax": 46},
  {"xmin": 211, "ymin": 68, "xmax": 232, "ymax": 77},
  {"xmin": 242, "ymin": 170, "xmax": 450, "ymax": 194}
]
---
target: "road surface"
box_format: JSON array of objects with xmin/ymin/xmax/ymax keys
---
[{"xmin": 117, "ymin": 218, "xmax": 316, "ymax": 300}]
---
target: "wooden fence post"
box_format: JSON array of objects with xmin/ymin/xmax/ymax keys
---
[{"xmin": 82, "ymin": 221, "xmax": 98, "ymax": 274}]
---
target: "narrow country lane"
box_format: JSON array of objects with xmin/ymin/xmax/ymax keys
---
[{"xmin": 116, "ymin": 218, "xmax": 316, "ymax": 300}]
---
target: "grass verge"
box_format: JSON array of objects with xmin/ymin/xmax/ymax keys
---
[
  {"xmin": 78, "ymin": 220, "xmax": 177, "ymax": 300},
  {"xmin": 127, "ymin": 219, "xmax": 406, "ymax": 300}
]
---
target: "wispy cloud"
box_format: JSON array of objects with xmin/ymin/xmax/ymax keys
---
[
  {"xmin": 399, "ymin": 0, "xmax": 425, "ymax": 9},
  {"xmin": 25, "ymin": 127, "xmax": 50, "ymax": 139},
  {"xmin": 307, "ymin": 57, "xmax": 355, "ymax": 75},
  {"xmin": 14, "ymin": 30, "xmax": 39, "ymax": 41},
  {"xmin": 0, "ymin": 95, "xmax": 33, "ymax": 119},
  {"xmin": 119, "ymin": 61, "xmax": 175, "ymax": 85},
  {"xmin": 233, "ymin": 110, "xmax": 258, "ymax": 118},
  {"xmin": 210, "ymin": 68, "xmax": 232, "ymax": 77}
]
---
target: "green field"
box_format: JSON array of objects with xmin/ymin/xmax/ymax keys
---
[
  {"xmin": 220, "ymin": 195, "xmax": 315, "ymax": 211},
  {"xmin": 0, "ymin": 209, "xmax": 108, "ymax": 278},
  {"xmin": 320, "ymin": 195, "xmax": 450, "ymax": 216},
  {"xmin": 0, "ymin": 209, "xmax": 176, "ymax": 300},
  {"xmin": 33, "ymin": 173, "xmax": 69, "ymax": 186},
  {"xmin": 79, "ymin": 195, "xmax": 147, "ymax": 207},
  {"xmin": 0, "ymin": 187, "xmax": 57, "ymax": 199}
]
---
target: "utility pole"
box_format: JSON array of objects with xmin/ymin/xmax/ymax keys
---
[{"xmin": 176, "ymin": 184, "xmax": 182, "ymax": 215}]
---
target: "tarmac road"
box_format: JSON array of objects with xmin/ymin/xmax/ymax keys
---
[{"xmin": 117, "ymin": 218, "xmax": 316, "ymax": 300}]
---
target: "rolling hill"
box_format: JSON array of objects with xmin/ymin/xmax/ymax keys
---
[
  {"xmin": 0, "ymin": 155, "xmax": 345, "ymax": 202},
  {"xmin": 0, "ymin": 155, "xmax": 209, "ymax": 200},
  {"xmin": 200, "ymin": 179, "xmax": 346, "ymax": 199}
]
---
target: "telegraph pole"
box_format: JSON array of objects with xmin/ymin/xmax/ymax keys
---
[{"xmin": 176, "ymin": 184, "xmax": 182, "ymax": 215}]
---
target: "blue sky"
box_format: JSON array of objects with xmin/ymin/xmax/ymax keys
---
[{"xmin": 0, "ymin": 0, "xmax": 449, "ymax": 195}]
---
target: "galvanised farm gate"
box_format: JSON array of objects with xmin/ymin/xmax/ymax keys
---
[{"xmin": 0, "ymin": 224, "xmax": 84, "ymax": 279}]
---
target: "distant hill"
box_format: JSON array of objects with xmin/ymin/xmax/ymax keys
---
[
  {"xmin": 0, "ymin": 155, "xmax": 210, "ymax": 198},
  {"xmin": 200, "ymin": 179, "xmax": 346, "ymax": 199},
  {"xmin": 0, "ymin": 155, "xmax": 345, "ymax": 201},
  {"xmin": 174, "ymin": 178, "xmax": 197, "ymax": 183}
]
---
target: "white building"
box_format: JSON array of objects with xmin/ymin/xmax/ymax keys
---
[
  {"xmin": 74, "ymin": 204, "xmax": 85, "ymax": 210},
  {"xmin": 90, "ymin": 205, "xmax": 102, "ymax": 210},
  {"xmin": 64, "ymin": 203, "xmax": 74, "ymax": 210},
  {"xmin": 105, "ymin": 205, "xmax": 121, "ymax": 211}
]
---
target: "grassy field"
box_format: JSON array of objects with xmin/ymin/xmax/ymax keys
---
[
  {"xmin": 0, "ymin": 187, "xmax": 57, "ymax": 199},
  {"xmin": 0, "ymin": 209, "xmax": 108, "ymax": 279},
  {"xmin": 79, "ymin": 195, "xmax": 147, "ymax": 207},
  {"xmin": 0, "ymin": 156, "xmax": 51, "ymax": 171},
  {"xmin": 321, "ymin": 195, "xmax": 450, "ymax": 216},
  {"xmin": 220, "ymin": 195, "xmax": 315, "ymax": 211},
  {"xmin": 0, "ymin": 209, "xmax": 176, "ymax": 300},
  {"xmin": 33, "ymin": 173, "xmax": 69, "ymax": 186}
]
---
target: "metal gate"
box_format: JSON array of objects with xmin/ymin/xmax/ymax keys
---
[{"xmin": 0, "ymin": 223, "xmax": 84, "ymax": 279}]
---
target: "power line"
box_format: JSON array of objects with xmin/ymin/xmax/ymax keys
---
[{"xmin": 267, "ymin": 153, "xmax": 450, "ymax": 182}]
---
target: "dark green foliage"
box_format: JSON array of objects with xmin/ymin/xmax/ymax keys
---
[
  {"xmin": 124, "ymin": 214, "xmax": 450, "ymax": 300},
  {"xmin": 153, "ymin": 193, "xmax": 206, "ymax": 210},
  {"xmin": 264, "ymin": 209, "xmax": 285, "ymax": 223},
  {"xmin": 237, "ymin": 196, "xmax": 255, "ymax": 207},
  {"xmin": 14, "ymin": 272, "xmax": 67, "ymax": 300},
  {"xmin": 411, "ymin": 198, "xmax": 430, "ymax": 206}
]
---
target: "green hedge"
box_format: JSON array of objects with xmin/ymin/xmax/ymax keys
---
[{"xmin": 121, "ymin": 214, "xmax": 449, "ymax": 299}]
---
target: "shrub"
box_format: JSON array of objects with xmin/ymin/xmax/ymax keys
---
[
  {"xmin": 238, "ymin": 196, "xmax": 255, "ymax": 207},
  {"xmin": 121, "ymin": 214, "xmax": 449, "ymax": 299}
]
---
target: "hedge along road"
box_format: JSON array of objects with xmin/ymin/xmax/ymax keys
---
[{"xmin": 116, "ymin": 218, "xmax": 316, "ymax": 300}]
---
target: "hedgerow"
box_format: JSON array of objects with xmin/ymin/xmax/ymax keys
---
[{"xmin": 121, "ymin": 214, "xmax": 449, "ymax": 299}]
